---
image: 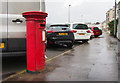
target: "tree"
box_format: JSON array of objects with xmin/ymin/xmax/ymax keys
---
[
  {"xmin": 95, "ymin": 22, "xmax": 100, "ymax": 25},
  {"xmin": 108, "ymin": 19, "xmax": 118, "ymax": 36}
]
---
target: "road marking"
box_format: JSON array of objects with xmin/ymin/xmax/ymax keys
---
[
  {"xmin": 2, "ymin": 69, "xmax": 26, "ymax": 82},
  {"xmin": 45, "ymin": 49, "xmax": 72, "ymax": 62},
  {"xmin": 1, "ymin": 43, "xmax": 86, "ymax": 82},
  {"xmin": 1, "ymin": 49, "xmax": 72, "ymax": 82}
]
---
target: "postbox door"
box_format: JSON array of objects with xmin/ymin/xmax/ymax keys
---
[{"xmin": 35, "ymin": 22, "xmax": 46, "ymax": 71}]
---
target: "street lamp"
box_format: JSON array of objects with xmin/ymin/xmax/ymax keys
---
[
  {"xmin": 68, "ymin": 5, "xmax": 71, "ymax": 23},
  {"xmin": 114, "ymin": 0, "xmax": 117, "ymax": 37}
]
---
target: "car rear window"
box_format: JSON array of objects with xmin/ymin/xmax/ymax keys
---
[
  {"xmin": 73, "ymin": 24, "xmax": 88, "ymax": 29},
  {"xmin": 93, "ymin": 27, "xmax": 99, "ymax": 30},
  {"xmin": 50, "ymin": 25, "xmax": 69, "ymax": 28}
]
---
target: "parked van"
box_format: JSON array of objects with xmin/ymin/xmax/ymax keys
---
[{"xmin": 0, "ymin": 1, "xmax": 45, "ymax": 57}]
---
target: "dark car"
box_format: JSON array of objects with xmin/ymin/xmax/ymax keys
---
[{"xmin": 46, "ymin": 24, "xmax": 75, "ymax": 48}]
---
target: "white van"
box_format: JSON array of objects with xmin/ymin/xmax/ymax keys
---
[
  {"xmin": 0, "ymin": 1, "xmax": 45, "ymax": 57},
  {"xmin": 67, "ymin": 23, "xmax": 91, "ymax": 42}
]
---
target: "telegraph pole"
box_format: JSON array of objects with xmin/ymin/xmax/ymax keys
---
[{"xmin": 114, "ymin": 0, "xmax": 117, "ymax": 37}]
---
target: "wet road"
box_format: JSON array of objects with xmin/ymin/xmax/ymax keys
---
[
  {"xmin": 4, "ymin": 33, "xmax": 119, "ymax": 81},
  {"xmin": 2, "ymin": 39, "xmax": 83, "ymax": 78}
]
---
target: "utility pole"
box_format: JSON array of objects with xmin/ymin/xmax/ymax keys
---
[
  {"xmin": 114, "ymin": 0, "xmax": 117, "ymax": 37},
  {"xmin": 68, "ymin": 5, "xmax": 71, "ymax": 23}
]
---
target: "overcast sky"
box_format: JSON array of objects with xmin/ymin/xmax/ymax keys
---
[{"xmin": 45, "ymin": 0, "xmax": 120, "ymax": 24}]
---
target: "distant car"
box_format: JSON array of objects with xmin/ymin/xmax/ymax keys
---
[
  {"xmin": 46, "ymin": 24, "xmax": 75, "ymax": 48},
  {"xmin": 67, "ymin": 23, "xmax": 91, "ymax": 42},
  {"xmin": 89, "ymin": 27, "xmax": 102, "ymax": 37}
]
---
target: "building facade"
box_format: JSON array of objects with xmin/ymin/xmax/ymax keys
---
[
  {"xmin": 106, "ymin": 5, "xmax": 119, "ymax": 24},
  {"xmin": 103, "ymin": 2, "xmax": 119, "ymax": 33},
  {"xmin": 117, "ymin": 2, "xmax": 120, "ymax": 40}
]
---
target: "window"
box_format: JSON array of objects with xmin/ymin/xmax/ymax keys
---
[
  {"xmin": 50, "ymin": 25, "xmax": 69, "ymax": 28},
  {"xmin": 73, "ymin": 24, "xmax": 88, "ymax": 29},
  {"xmin": 93, "ymin": 27, "xmax": 99, "ymax": 30}
]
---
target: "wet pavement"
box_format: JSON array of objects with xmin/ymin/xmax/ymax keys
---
[
  {"xmin": 2, "ymin": 33, "xmax": 119, "ymax": 82},
  {"xmin": 2, "ymin": 39, "xmax": 83, "ymax": 79}
]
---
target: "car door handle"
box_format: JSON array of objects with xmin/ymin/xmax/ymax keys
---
[{"xmin": 12, "ymin": 19, "xmax": 23, "ymax": 24}]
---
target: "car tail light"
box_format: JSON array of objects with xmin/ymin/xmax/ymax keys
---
[
  {"xmin": 71, "ymin": 30, "xmax": 77, "ymax": 33},
  {"xmin": 47, "ymin": 31, "xmax": 55, "ymax": 33},
  {"xmin": 49, "ymin": 42, "xmax": 53, "ymax": 44},
  {"xmin": 87, "ymin": 30, "xmax": 91, "ymax": 33}
]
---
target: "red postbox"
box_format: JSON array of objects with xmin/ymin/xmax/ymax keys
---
[{"xmin": 22, "ymin": 11, "xmax": 48, "ymax": 72}]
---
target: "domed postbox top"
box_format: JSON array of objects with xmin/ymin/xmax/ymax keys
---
[{"xmin": 22, "ymin": 11, "xmax": 48, "ymax": 18}]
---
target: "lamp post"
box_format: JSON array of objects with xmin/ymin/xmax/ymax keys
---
[
  {"xmin": 68, "ymin": 5, "xmax": 71, "ymax": 23},
  {"xmin": 114, "ymin": 0, "xmax": 117, "ymax": 37}
]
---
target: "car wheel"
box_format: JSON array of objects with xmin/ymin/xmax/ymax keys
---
[
  {"xmin": 67, "ymin": 44, "xmax": 73, "ymax": 48},
  {"xmin": 94, "ymin": 35, "xmax": 99, "ymax": 38},
  {"xmin": 90, "ymin": 36, "xmax": 93, "ymax": 40}
]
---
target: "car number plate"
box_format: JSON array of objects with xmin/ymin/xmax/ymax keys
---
[
  {"xmin": 0, "ymin": 43, "xmax": 4, "ymax": 48},
  {"xmin": 96, "ymin": 32, "xmax": 99, "ymax": 33},
  {"xmin": 78, "ymin": 33, "xmax": 85, "ymax": 35},
  {"xmin": 59, "ymin": 33, "xmax": 68, "ymax": 35}
]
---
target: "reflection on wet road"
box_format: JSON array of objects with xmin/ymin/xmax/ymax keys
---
[
  {"xmin": 5, "ymin": 33, "xmax": 119, "ymax": 81},
  {"xmin": 2, "ymin": 38, "xmax": 83, "ymax": 79}
]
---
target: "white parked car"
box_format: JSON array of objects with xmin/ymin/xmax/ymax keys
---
[{"xmin": 67, "ymin": 23, "xmax": 91, "ymax": 42}]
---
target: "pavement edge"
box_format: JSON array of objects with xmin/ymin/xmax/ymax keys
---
[{"xmin": 1, "ymin": 43, "xmax": 86, "ymax": 82}]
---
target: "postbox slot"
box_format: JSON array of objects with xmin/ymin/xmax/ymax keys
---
[{"xmin": 40, "ymin": 24, "xmax": 46, "ymax": 27}]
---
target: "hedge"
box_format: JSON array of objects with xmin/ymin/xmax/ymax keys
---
[{"xmin": 108, "ymin": 19, "xmax": 118, "ymax": 36}]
